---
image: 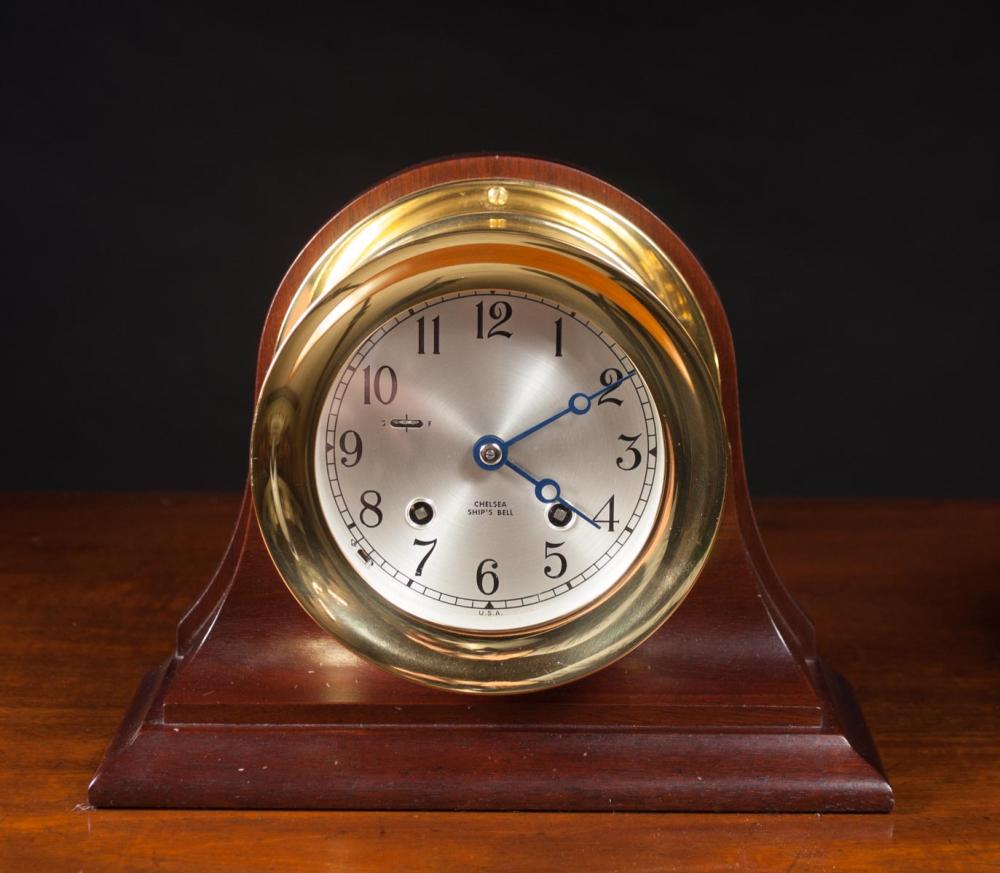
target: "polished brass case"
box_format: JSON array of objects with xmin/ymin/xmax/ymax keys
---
[{"xmin": 251, "ymin": 179, "xmax": 728, "ymax": 693}]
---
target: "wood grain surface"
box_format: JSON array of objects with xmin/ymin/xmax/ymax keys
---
[{"xmin": 1, "ymin": 493, "xmax": 997, "ymax": 870}]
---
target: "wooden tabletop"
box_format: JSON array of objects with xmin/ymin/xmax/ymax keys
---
[{"xmin": 1, "ymin": 494, "xmax": 998, "ymax": 871}]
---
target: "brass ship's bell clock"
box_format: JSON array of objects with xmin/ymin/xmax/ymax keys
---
[
  {"xmin": 90, "ymin": 156, "xmax": 893, "ymax": 812},
  {"xmin": 252, "ymin": 171, "xmax": 727, "ymax": 692}
]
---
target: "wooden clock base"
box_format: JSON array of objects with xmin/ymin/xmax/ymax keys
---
[
  {"xmin": 89, "ymin": 156, "xmax": 892, "ymax": 811},
  {"xmin": 88, "ymin": 491, "xmax": 892, "ymax": 811}
]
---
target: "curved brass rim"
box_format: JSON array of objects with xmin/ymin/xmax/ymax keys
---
[
  {"xmin": 275, "ymin": 178, "xmax": 720, "ymax": 384},
  {"xmin": 251, "ymin": 209, "xmax": 728, "ymax": 693}
]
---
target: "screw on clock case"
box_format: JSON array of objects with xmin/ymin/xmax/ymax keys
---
[{"xmin": 89, "ymin": 156, "xmax": 893, "ymax": 811}]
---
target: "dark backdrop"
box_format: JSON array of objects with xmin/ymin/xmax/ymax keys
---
[{"xmin": 3, "ymin": 6, "xmax": 997, "ymax": 495}]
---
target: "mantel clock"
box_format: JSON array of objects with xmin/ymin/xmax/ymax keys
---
[{"xmin": 90, "ymin": 156, "xmax": 893, "ymax": 812}]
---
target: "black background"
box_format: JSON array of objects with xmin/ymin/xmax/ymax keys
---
[{"xmin": 3, "ymin": 5, "xmax": 997, "ymax": 495}]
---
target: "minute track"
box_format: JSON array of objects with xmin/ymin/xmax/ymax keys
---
[{"xmin": 319, "ymin": 289, "xmax": 665, "ymax": 630}]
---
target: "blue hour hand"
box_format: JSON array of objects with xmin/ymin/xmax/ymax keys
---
[
  {"xmin": 503, "ymin": 459, "xmax": 600, "ymax": 529},
  {"xmin": 471, "ymin": 435, "xmax": 600, "ymax": 529},
  {"xmin": 472, "ymin": 371, "xmax": 635, "ymax": 530}
]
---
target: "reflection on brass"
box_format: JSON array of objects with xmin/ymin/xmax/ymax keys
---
[
  {"xmin": 275, "ymin": 178, "xmax": 719, "ymax": 380},
  {"xmin": 252, "ymin": 178, "xmax": 728, "ymax": 694}
]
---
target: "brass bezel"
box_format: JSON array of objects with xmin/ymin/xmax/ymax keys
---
[{"xmin": 251, "ymin": 180, "xmax": 728, "ymax": 694}]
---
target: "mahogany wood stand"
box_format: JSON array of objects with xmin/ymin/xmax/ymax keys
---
[{"xmin": 89, "ymin": 157, "xmax": 893, "ymax": 811}]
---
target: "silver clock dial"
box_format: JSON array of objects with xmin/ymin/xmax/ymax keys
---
[{"xmin": 315, "ymin": 290, "xmax": 666, "ymax": 632}]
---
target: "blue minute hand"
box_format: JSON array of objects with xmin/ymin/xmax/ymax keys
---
[
  {"xmin": 505, "ymin": 370, "xmax": 637, "ymax": 448},
  {"xmin": 471, "ymin": 371, "xmax": 637, "ymax": 529}
]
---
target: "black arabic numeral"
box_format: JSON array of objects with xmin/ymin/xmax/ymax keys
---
[
  {"xmin": 475, "ymin": 300, "xmax": 513, "ymax": 339},
  {"xmin": 417, "ymin": 315, "xmax": 440, "ymax": 355},
  {"xmin": 476, "ymin": 558, "xmax": 500, "ymax": 595},
  {"xmin": 544, "ymin": 541, "xmax": 567, "ymax": 579},
  {"xmin": 359, "ymin": 490, "xmax": 383, "ymax": 528},
  {"xmin": 413, "ymin": 538, "xmax": 437, "ymax": 577},
  {"xmin": 616, "ymin": 433, "xmax": 642, "ymax": 471},
  {"xmin": 362, "ymin": 365, "xmax": 398, "ymax": 405},
  {"xmin": 338, "ymin": 430, "xmax": 363, "ymax": 467},
  {"xmin": 595, "ymin": 495, "xmax": 618, "ymax": 531},
  {"xmin": 597, "ymin": 367, "xmax": 624, "ymax": 406},
  {"xmin": 554, "ymin": 317, "xmax": 563, "ymax": 357}
]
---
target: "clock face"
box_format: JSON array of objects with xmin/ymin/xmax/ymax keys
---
[{"xmin": 315, "ymin": 289, "xmax": 666, "ymax": 632}]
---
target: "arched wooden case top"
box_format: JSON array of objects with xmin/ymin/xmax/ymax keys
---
[{"xmin": 90, "ymin": 156, "xmax": 893, "ymax": 811}]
